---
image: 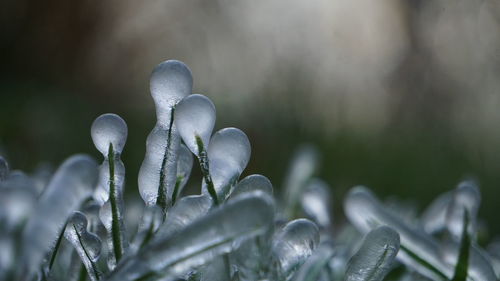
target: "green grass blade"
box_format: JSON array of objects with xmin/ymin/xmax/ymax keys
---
[{"xmin": 450, "ymin": 210, "xmax": 470, "ymax": 281}]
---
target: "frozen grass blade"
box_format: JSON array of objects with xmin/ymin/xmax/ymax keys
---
[
  {"xmin": 106, "ymin": 192, "xmax": 275, "ymax": 281},
  {"xmin": 450, "ymin": 211, "xmax": 470, "ymax": 281},
  {"xmin": 291, "ymin": 243, "xmax": 335, "ymax": 281},
  {"xmin": 344, "ymin": 226, "xmax": 400, "ymax": 281},
  {"xmin": 172, "ymin": 144, "xmax": 194, "ymax": 204}
]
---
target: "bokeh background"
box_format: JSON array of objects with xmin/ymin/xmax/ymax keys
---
[{"xmin": 1, "ymin": 0, "xmax": 500, "ymax": 235}]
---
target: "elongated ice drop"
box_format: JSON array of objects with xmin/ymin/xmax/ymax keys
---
[
  {"xmin": 300, "ymin": 178, "xmax": 333, "ymax": 231},
  {"xmin": 344, "ymin": 186, "xmax": 453, "ymax": 280},
  {"xmin": 291, "ymin": 243, "xmax": 335, "ymax": 281},
  {"xmin": 138, "ymin": 60, "xmax": 192, "ymax": 209},
  {"xmin": 344, "ymin": 226, "xmax": 400, "ymax": 281},
  {"xmin": 106, "ymin": 192, "xmax": 275, "ymax": 281},
  {"xmin": 0, "ymin": 156, "xmax": 8, "ymax": 181},
  {"xmin": 172, "ymin": 144, "xmax": 194, "ymax": 203},
  {"xmin": 203, "ymin": 127, "xmax": 251, "ymax": 201},
  {"xmin": 19, "ymin": 155, "xmax": 98, "ymax": 279},
  {"xmin": 272, "ymin": 218, "xmax": 320, "ymax": 280},
  {"xmin": 229, "ymin": 174, "xmax": 273, "ymax": 199},
  {"xmin": 420, "ymin": 191, "xmax": 453, "ymax": 234},
  {"xmin": 446, "ymin": 180, "xmax": 481, "ymax": 241},
  {"xmin": 64, "ymin": 212, "xmax": 102, "ymax": 281}
]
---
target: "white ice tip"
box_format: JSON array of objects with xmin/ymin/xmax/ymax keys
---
[
  {"xmin": 91, "ymin": 113, "xmax": 128, "ymax": 155},
  {"xmin": 150, "ymin": 60, "xmax": 193, "ymax": 112}
]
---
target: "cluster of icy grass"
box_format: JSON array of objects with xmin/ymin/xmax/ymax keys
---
[{"xmin": 1, "ymin": 60, "xmax": 500, "ymax": 281}]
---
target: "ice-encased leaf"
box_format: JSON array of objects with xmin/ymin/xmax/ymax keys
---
[
  {"xmin": 283, "ymin": 145, "xmax": 320, "ymax": 217},
  {"xmin": 446, "ymin": 180, "xmax": 481, "ymax": 241},
  {"xmin": 345, "ymin": 226, "xmax": 400, "ymax": 281},
  {"xmin": 344, "ymin": 186, "xmax": 453, "ymax": 280},
  {"xmin": 19, "ymin": 154, "xmax": 98, "ymax": 279},
  {"xmin": 174, "ymin": 94, "xmax": 216, "ymax": 156},
  {"xmin": 64, "ymin": 211, "xmax": 102, "ymax": 281},
  {"xmin": 106, "ymin": 191, "xmax": 275, "ymax": 281},
  {"xmin": 150, "ymin": 60, "xmax": 193, "ymax": 123},
  {"xmin": 138, "ymin": 60, "xmax": 191, "ymax": 209},
  {"xmin": 0, "ymin": 156, "xmax": 8, "ymax": 181},
  {"xmin": 156, "ymin": 195, "xmax": 212, "ymax": 239},
  {"xmin": 300, "ymin": 178, "xmax": 333, "ymax": 231},
  {"xmin": 272, "ymin": 218, "xmax": 320, "ymax": 280},
  {"xmin": 291, "ymin": 242, "xmax": 335, "ymax": 281},
  {"xmin": 203, "ymin": 127, "xmax": 251, "ymax": 200},
  {"xmin": 173, "ymin": 144, "xmax": 194, "ymax": 203},
  {"xmin": 420, "ymin": 191, "xmax": 453, "ymax": 234},
  {"xmin": 91, "ymin": 113, "xmax": 128, "ymax": 156},
  {"xmin": 229, "ymin": 174, "xmax": 273, "ymax": 200}
]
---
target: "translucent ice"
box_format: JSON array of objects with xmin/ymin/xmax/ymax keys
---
[
  {"xmin": 420, "ymin": 191, "xmax": 453, "ymax": 234},
  {"xmin": 172, "ymin": 144, "xmax": 194, "ymax": 203},
  {"xmin": 0, "ymin": 156, "xmax": 8, "ymax": 181},
  {"xmin": 272, "ymin": 218, "xmax": 320, "ymax": 280},
  {"xmin": 204, "ymin": 127, "xmax": 251, "ymax": 200},
  {"xmin": 91, "ymin": 113, "xmax": 128, "ymax": 156},
  {"xmin": 344, "ymin": 186, "xmax": 453, "ymax": 280},
  {"xmin": 107, "ymin": 192, "xmax": 275, "ymax": 281},
  {"xmin": 64, "ymin": 211, "xmax": 102, "ymax": 281},
  {"xmin": 130, "ymin": 205, "xmax": 164, "ymax": 252},
  {"xmin": 300, "ymin": 178, "xmax": 333, "ymax": 231},
  {"xmin": 19, "ymin": 155, "xmax": 98, "ymax": 279},
  {"xmin": 199, "ymin": 257, "xmax": 231, "ymax": 281},
  {"xmin": 291, "ymin": 243, "xmax": 335, "ymax": 281},
  {"xmin": 99, "ymin": 199, "xmax": 128, "ymax": 269},
  {"xmin": 174, "ymin": 94, "xmax": 216, "ymax": 156},
  {"xmin": 0, "ymin": 172, "xmax": 37, "ymax": 232},
  {"xmin": 345, "ymin": 226, "xmax": 400, "ymax": 281},
  {"xmin": 229, "ymin": 174, "xmax": 273, "ymax": 199},
  {"xmin": 283, "ymin": 145, "xmax": 320, "ymax": 217},
  {"xmin": 446, "ymin": 180, "xmax": 481, "ymax": 241}
]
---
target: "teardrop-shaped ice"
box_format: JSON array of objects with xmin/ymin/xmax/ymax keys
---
[
  {"xmin": 0, "ymin": 156, "xmax": 8, "ymax": 181},
  {"xmin": 173, "ymin": 144, "xmax": 194, "ymax": 203},
  {"xmin": 420, "ymin": 191, "xmax": 453, "ymax": 234},
  {"xmin": 107, "ymin": 192, "xmax": 275, "ymax": 281},
  {"xmin": 19, "ymin": 155, "xmax": 98, "ymax": 279},
  {"xmin": 344, "ymin": 186, "xmax": 454, "ymax": 280},
  {"xmin": 91, "ymin": 113, "xmax": 128, "ymax": 156},
  {"xmin": 150, "ymin": 60, "xmax": 193, "ymax": 123},
  {"xmin": 174, "ymin": 94, "xmax": 216, "ymax": 156},
  {"xmin": 229, "ymin": 174, "xmax": 273, "ymax": 199},
  {"xmin": 446, "ymin": 180, "xmax": 481, "ymax": 241},
  {"xmin": 283, "ymin": 145, "xmax": 320, "ymax": 217},
  {"xmin": 272, "ymin": 218, "xmax": 320, "ymax": 279},
  {"xmin": 300, "ymin": 178, "xmax": 333, "ymax": 231},
  {"xmin": 291, "ymin": 243, "xmax": 335, "ymax": 281},
  {"xmin": 156, "ymin": 195, "xmax": 212, "ymax": 239},
  {"xmin": 203, "ymin": 127, "xmax": 251, "ymax": 200},
  {"xmin": 345, "ymin": 226, "xmax": 400, "ymax": 281},
  {"xmin": 65, "ymin": 212, "xmax": 102, "ymax": 281}
]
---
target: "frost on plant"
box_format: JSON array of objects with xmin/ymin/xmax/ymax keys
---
[{"xmin": 1, "ymin": 59, "xmax": 499, "ymax": 281}]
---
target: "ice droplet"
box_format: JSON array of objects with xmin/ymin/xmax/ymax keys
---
[
  {"xmin": 65, "ymin": 211, "xmax": 102, "ymax": 281},
  {"xmin": 300, "ymin": 178, "xmax": 333, "ymax": 231},
  {"xmin": 345, "ymin": 226, "xmax": 400, "ymax": 281},
  {"xmin": 19, "ymin": 154, "xmax": 98, "ymax": 279},
  {"xmin": 420, "ymin": 191, "xmax": 453, "ymax": 234},
  {"xmin": 173, "ymin": 144, "xmax": 194, "ymax": 202},
  {"xmin": 205, "ymin": 127, "xmax": 251, "ymax": 200},
  {"xmin": 150, "ymin": 60, "xmax": 193, "ymax": 123},
  {"xmin": 291, "ymin": 242, "xmax": 335, "ymax": 281},
  {"xmin": 230, "ymin": 174, "xmax": 273, "ymax": 199},
  {"xmin": 0, "ymin": 156, "xmax": 8, "ymax": 181},
  {"xmin": 446, "ymin": 179, "xmax": 481, "ymax": 241},
  {"xmin": 91, "ymin": 113, "xmax": 128, "ymax": 156},
  {"xmin": 174, "ymin": 94, "xmax": 216, "ymax": 156},
  {"xmin": 107, "ymin": 192, "xmax": 275, "ymax": 281},
  {"xmin": 272, "ymin": 218, "xmax": 320, "ymax": 279},
  {"xmin": 344, "ymin": 186, "xmax": 454, "ymax": 280}
]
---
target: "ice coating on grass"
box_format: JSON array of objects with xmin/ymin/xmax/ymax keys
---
[
  {"xmin": 199, "ymin": 257, "xmax": 231, "ymax": 281},
  {"xmin": 272, "ymin": 218, "xmax": 320, "ymax": 280},
  {"xmin": 130, "ymin": 205, "xmax": 164, "ymax": 252},
  {"xmin": 174, "ymin": 94, "xmax": 216, "ymax": 155},
  {"xmin": 300, "ymin": 178, "xmax": 333, "ymax": 230},
  {"xmin": 344, "ymin": 186, "xmax": 454, "ymax": 280},
  {"xmin": 345, "ymin": 226, "xmax": 400, "ymax": 281},
  {"xmin": 446, "ymin": 180, "xmax": 481, "ymax": 241},
  {"xmin": 64, "ymin": 212, "xmax": 102, "ymax": 281},
  {"xmin": 420, "ymin": 191, "xmax": 453, "ymax": 234},
  {"xmin": 99, "ymin": 199, "xmax": 128, "ymax": 269},
  {"xmin": 229, "ymin": 174, "xmax": 273, "ymax": 199},
  {"xmin": 156, "ymin": 195, "xmax": 212, "ymax": 239},
  {"xmin": 0, "ymin": 156, "xmax": 8, "ymax": 181},
  {"xmin": 173, "ymin": 144, "xmax": 194, "ymax": 202},
  {"xmin": 150, "ymin": 60, "xmax": 193, "ymax": 123},
  {"xmin": 291, "ymin": 242, "xmax": 335, "ymax": 281},
  {"xmin": 283, "ymin": 145, "xmax": 320, "ymax": 217},
  {"xmin": 204, "ymin": 127, "xmax": 251, "ymax": 200},
  {"xmin": 91, "ymin": 113, "xmax": 128, "ymax": 156},
  {"xmin": 19, "ymin": 155, "xmax": 98, "ymax": 279},
  {"xmin": 0, "ymin": 172, "xmax": 37, "ymax": 232},
  {"xmin": 106, "ymin": 192, "xmax": 275, "ymax": 281}
]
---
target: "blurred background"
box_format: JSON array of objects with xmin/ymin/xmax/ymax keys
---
[{"xmin": 1, "ymin": 0, "xmax": 500, "ymax": 234}]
